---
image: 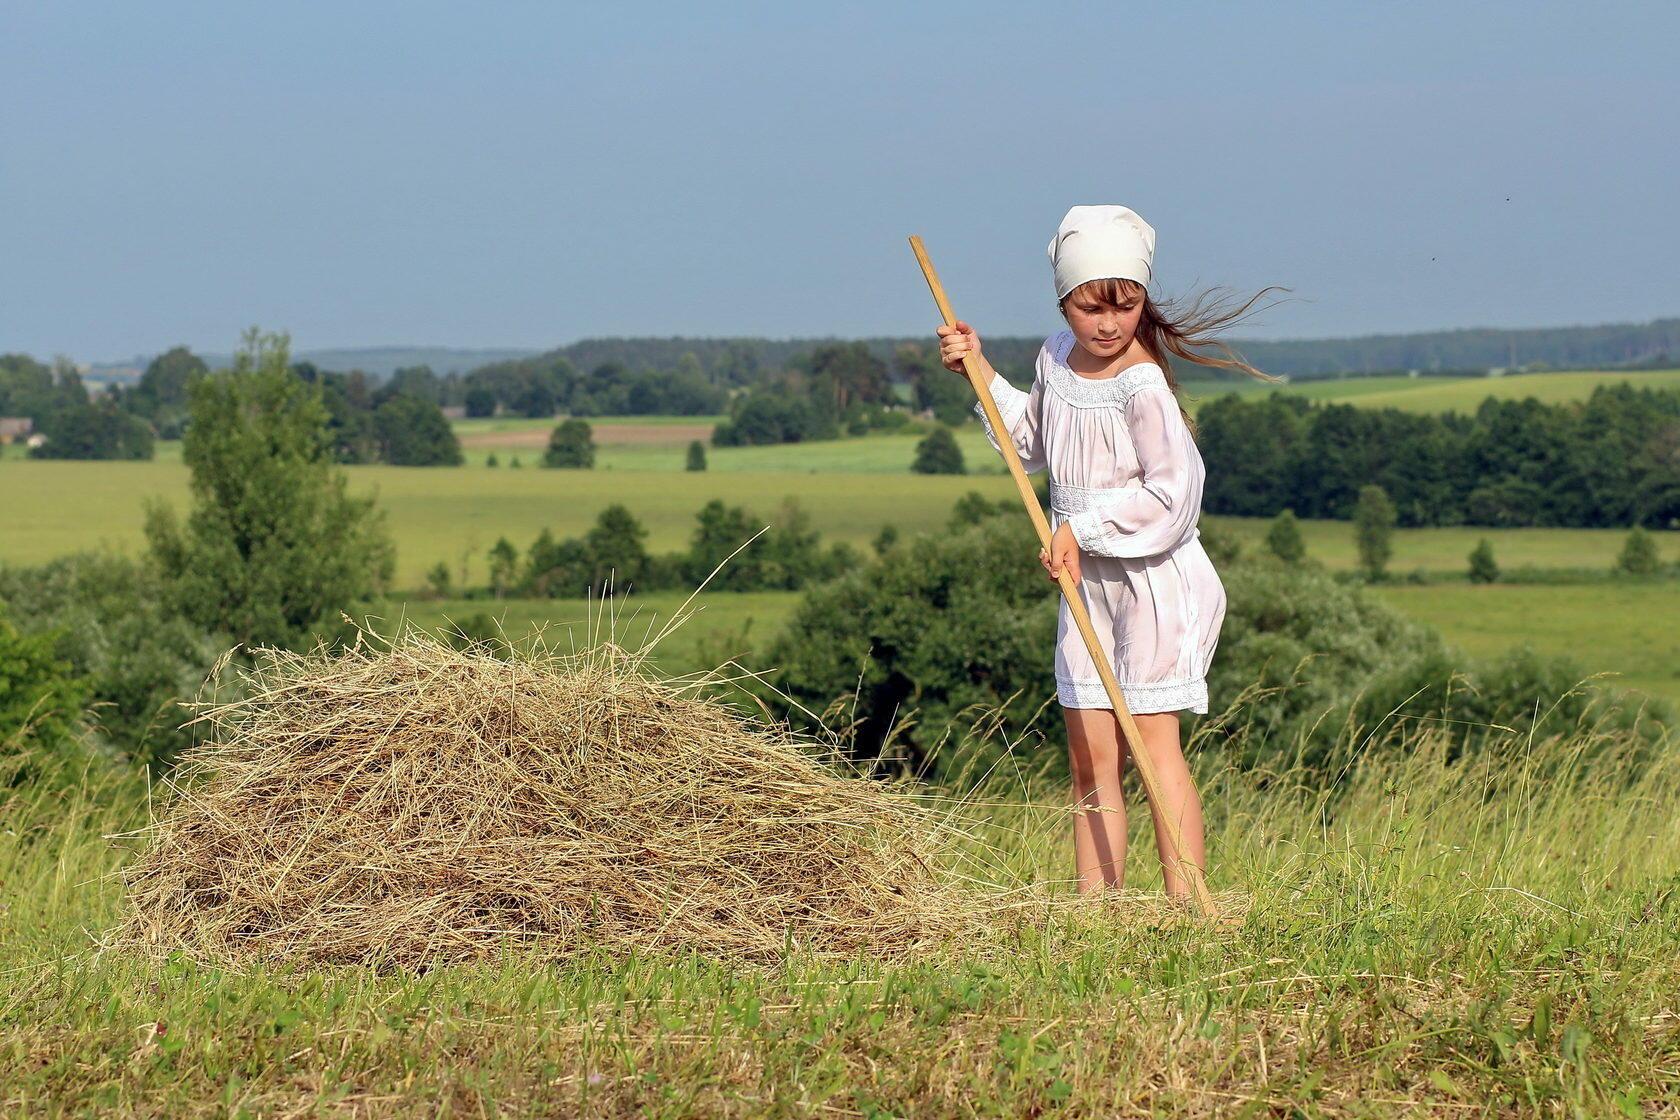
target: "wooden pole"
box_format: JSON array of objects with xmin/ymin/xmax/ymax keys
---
[{"xmin": 908, "ymin": 235, "xmax": 1218, "ymax": 919}]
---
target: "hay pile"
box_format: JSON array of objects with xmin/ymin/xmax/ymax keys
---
[{"xmin": 113, "ymin": 626, "xmax": 985, "ymax": 969}]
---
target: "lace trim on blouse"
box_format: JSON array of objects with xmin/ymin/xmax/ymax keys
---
[{"xmin": 1045, "ymin": 330, "xmax": 1169, "ymax": 409}]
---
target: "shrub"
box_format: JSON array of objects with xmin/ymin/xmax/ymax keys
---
[
  {"xmin": 0, "ymin": 607, "xmax": 87, "ymax": 761},
  {"xmin": 1265, "ymin": 509, "xmax": 1305, "ymax": 564},
  {"xmin": 1354, "ymin": 484, "xmax": 1396, "ymax": 581},
  {"xmin": 686, "ymin": 440, "xmax": 707, "ymax": 471},
  {"xmin": 1468, "ymin": 538, "xmax": 1500, "ymax": 583},
  {"xmin": 0, "ymin": 552, "xmax": 221, "ymax": 767},
  {"xmin": 1615, "ymin": 526, "xmax": 1661, "ymax": 576},
  {"xmin": 545, "ymin": 418, "xmax": 595, "ymax": 468},
  {"xmin": 911, "ymin": 426, "xmax": 965, "ymax": 475}
]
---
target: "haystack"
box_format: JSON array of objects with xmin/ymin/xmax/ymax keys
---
[{"xmin": 112, "ymin": 625, "xmax": 984, "ymax": 969}]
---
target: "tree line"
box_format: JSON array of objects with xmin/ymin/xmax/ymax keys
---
[{"xmin": 1197, "ymin": 383, "xmax": 1680, "ymax": 529}]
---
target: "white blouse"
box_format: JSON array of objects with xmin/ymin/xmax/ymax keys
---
[{"xmin": 970, "ymin": 329, "xmax": 1226, "ymax": 714}]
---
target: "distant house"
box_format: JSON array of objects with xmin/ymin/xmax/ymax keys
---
[
  {"xmin": 0, "ymin": 417, "xmax": 33, "ymax": 443},
  {"xmin": 441, "ymin": 405, "xmax": 467, "ymax": 420}
]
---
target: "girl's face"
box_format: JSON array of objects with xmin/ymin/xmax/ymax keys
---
[{"xmin": 1060, "ymin": 283, "xmax": 1145, "ymax": 360}]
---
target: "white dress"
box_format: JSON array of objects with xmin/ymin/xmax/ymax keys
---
[{"xmin": 973, "ymin": 329, "xmax": 1227, "ymax": 714}]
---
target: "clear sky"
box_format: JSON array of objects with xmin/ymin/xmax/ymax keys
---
[{"xmin": 3, "ymin": 1, "xmax": 1675, "ymax": 362}]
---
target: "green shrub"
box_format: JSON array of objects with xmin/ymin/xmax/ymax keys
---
[
  {"xmin": 911, "ymin": 426, "xmax": 965, "ymax": 475},
  {"xmin": 1468, "ymin": 538, "xmax": 1500, "ymax": 583},
  {"xmin": 0, "ymin": 554, "xmax": 220, "ymax": 768}
]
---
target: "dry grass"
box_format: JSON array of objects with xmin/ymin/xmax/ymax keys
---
[{"xmin": 107, "ymin": 624, "xmax": 993, "ymax": 970}]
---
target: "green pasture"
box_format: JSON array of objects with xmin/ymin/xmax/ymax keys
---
[
  {"xmin": 1184, "ymin": 367, "xmax": 1680, "ymax": 414},
  {"xmin": 1372, "ymin": 580, "xmax": 1680, "ymax": 705},
  {"xmin": 378, "ymin": 569, "xmax": 1680, "ymax": 710},
  {"xmin": 4, "ymin": 457, "xmax": 1664, "ymax": 589}
]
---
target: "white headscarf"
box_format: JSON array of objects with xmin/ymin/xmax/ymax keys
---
[{"xmin": 1048, "ymin": 205, "xmax": 1157, "ymax": 300}]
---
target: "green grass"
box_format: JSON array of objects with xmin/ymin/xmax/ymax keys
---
[
  {"xmin": 5, "ymin": 687, "xmax": 1677, "ymax": 1114},
  {"xmin": 0, "ymin": 459, "xmax": 1008, "ymax": 586},
  {"xmin": 1371, "ymin": 580, "xmax": 1680, "ymax": 705},
  {"xmin": 6, "ymin": 450, "xmax": 1668, "ymax": 589},
  {"xmin": 1209, "ymin": 517, "xmax": 1658, "ymax": 576},
  {"xmin": 1185, "ymin": 367, "xmax": 1680, "ymax": 414}
]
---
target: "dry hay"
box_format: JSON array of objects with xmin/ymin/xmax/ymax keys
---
[{"xmin": 110, "ymin": 625, "xmax": 987, "ymax": 970}]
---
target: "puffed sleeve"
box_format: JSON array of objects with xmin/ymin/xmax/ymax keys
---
[
  {"xmin": 1066, "ymin": 384, "xmax": 1202, "ymax": 558},
  {"xmin": 971, "ymin": 349, "xmax": 1048, "ymax": 474}
]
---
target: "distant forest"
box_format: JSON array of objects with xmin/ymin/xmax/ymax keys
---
[{"xmin": 504, "ymin": 315, "xmax": 1680, "ymax": 384}]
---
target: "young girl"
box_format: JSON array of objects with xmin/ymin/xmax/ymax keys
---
[{"xmin": 936, "ymin": 204, "xmax": 1281, "ymax": 899}]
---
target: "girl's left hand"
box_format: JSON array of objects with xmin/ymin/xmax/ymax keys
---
[{"xmin": 1040, "ymin": 522, "xmax": 1082, "ymax": 584}]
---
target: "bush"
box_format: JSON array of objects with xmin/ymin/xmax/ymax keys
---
[
  {"xmin": 1265, "ymin": 509, "xmax": 1305, "ymax": 564},
  {"xmin": 1354, "ymin": 484, "xmax": 1396, "ymax": 581},
  {"xmin": 686, "ymin": 440, "xmax": 707, "ymax": 471},
  {"xmin": 545, "ymin": 418, "xmax": 595, "ymax": 468},
  {"xmin": 0, "ymin": 607, "xmax": 87, "ymax": 762},
  {"xmin": 1468, "ymin": 538, "xmax": 1500, "ymax": 583},
  {"xmin": 0, "ymin": 553, "xmax": 221, "ymax": 767},
  {"xmin": 1615, "ymin": 526, "xmax": 1661, "ymax": 576},
  {"xmin": 767, "ymin": 516, "xmax": 1057, "ymax": 776},
  {"xmin": 911, "ymin": 426, "xmax": 965, "ymax": 475},
  {"xmin": 373, "ymin": 394, "xmax": 463, "ymax": 466}
]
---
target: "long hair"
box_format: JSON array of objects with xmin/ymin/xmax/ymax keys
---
[{"xmin": 1060, "ymin": 277, "xmax": 1291, "ymax": 433}]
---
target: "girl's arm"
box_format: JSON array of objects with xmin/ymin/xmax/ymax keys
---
[
  {"xmin": 972, "ymin": 349, "xmax": 1049, "ymax": 475},
  {"xmin": 1066, "ymin": 385, "xmax": 1200, "ymax": 558}
]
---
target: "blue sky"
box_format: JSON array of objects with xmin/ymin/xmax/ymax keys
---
[{"xmin": 2, "ymin": 1, "xmax": 1675, "ymax": 361}]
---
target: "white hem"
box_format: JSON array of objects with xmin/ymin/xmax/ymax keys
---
[{"xmin": 1056, "ymin": 675, "xmax": 1208, "ymax": 714}]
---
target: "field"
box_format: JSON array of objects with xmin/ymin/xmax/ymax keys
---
[
  {"xmin": 1372, "ymin": 581, "xmax": 1680, "ymax": 704},
  {"xmin": 387, "ymin": 573, "xmax": 1680, "ymax": 710},
  {"xmin": 3, "ymin": 452, "xmax": 1666, "ymax": 589},
  {"xmin": 1180, "ymin": 366, "xmax": 1680, "ymax": 413},
  {"xmin": 6, "ymin": 687, "xmax": 1678, "ymax": 1114}
]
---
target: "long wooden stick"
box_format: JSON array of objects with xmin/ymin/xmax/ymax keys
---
[{"xmin": 908, "ymin": 235, "xmax": 1217, "ymax": 919}]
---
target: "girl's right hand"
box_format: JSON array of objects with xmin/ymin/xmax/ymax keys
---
[{"xmin": 937, "ymin": 321, "xmax": 982, "ymax": 374}]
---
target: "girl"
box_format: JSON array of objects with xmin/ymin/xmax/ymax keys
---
[{"xmin": 936, "ymin": 204, "xmax": 1281, "ymax": 899}]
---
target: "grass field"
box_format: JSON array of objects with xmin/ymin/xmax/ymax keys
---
[
  {"xmin": 378, "ymin": 570, "xmax": 1680, "ymax": 710},
  {"xmin": 1372, "ymin": 580, "xmax": 1680, "ymax": 704},
  {"xmin": 6, "ymin": 686, "xmax": 1677, "ymax": 1114},
  {"xmin": 5, "ymin": 452, "xmax": 1669, "ymax": 588},
  {"xmin": 1181, "ymin": 367, "xmax": 1680, "ymax": 414}
]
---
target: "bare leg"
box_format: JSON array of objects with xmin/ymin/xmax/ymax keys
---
[
  {"xmin": 1130, "ymin": 711, "xmax": 1207, "ymax": 898},
  {"xmin": 1063, "ymin": 706, "xmax": 1127, "ymax": 894}
]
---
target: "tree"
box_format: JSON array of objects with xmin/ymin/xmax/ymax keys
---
[
  {"xmin": 487, "ymin": 537, "xmax": 519, "ymax": 598},
  {"xmin": 583, "ymin": 504, "xmax": 650, "ymax": 595},
  {"xmin": 545, "ymin": 418, "xmax": 595, "ymax": 468},
  {"xmin": 129, "ymin": 345, "xmax": 207, "ymax": 437},
  {"xmin": 1615, "ymin": 526, "xmax": 1661, "ymax": 576},
  {"xmin": 29, "ymin": 396, "xmax": 154, "ymax": 460},
  {"xmin": 1265, "ymin": 509, "xmax": 1306, "ymax": 564},
  {"xmin": 425, "ymin": 561, "xmax": 453, "ymax": 599},
  {"xmin": 686, "ymin": 439, "xmax": 707, "ymax": 471},
  {"xmin": 143, "ymin": 328, "xmax": 396, "ymax": 651},
  {"xmin": 912, "ymin": 426, "xmax": 965, "ymax": 475},
  {"xmin": 872, "ymin": 524, "xmax": 899, "ymax": 556},
  {"xmin": 683, "ymin": 500, "xmax": 765, "ymax": 591},
  {"xmin": 1354, "ymin": 484, "xmax": 1397, "ymax": 581},
  {"xmin": 373, "ymin": 394, "xmax": 463, "ymax": 465},
  {"xmin": 464, "ymin": 385, "xmax": 497, "ymax": 418},
  {"xmin": 1468, "ymin": 538, "xmax": 1500, "ymax": 583},
  {"xmin": 948, "ymin": 490, "xmax": 1004, "ymax": 529}
]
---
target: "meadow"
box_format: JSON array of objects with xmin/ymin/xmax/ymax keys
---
[
  {"xmin": 5, "ymin": 684, "xmax": 1677, "ymax": 1115},
  {"xmin": 2, "ymin": 451, "xmax": 1664, "ymax": 588},
  {"xmin": 1180, "ymin": 366, "xmax": 1680, "ymax": 413}
]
